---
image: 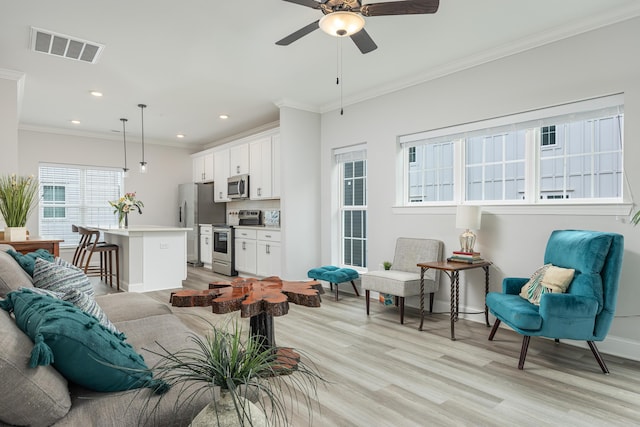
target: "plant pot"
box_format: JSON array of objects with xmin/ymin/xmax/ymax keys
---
[
  {"xmin": 4, "ymin": 227, "xmax": 27, "ymax": 241},
  {"xmin": 189, "ymin": 390, "xmax": 267, "ymax": 427}
]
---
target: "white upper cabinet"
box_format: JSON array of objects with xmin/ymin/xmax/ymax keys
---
[
  {"xmin": 193, "ymin": 152, "xmax": 214, "ymax": 183},
  {"xmin": 229, "ymin": 144, "xmax": 249, "ymax": 176},
  {"xmin": 249, "ymin": 133, "xmax": 280, "ymax": 200},
  {"xmin": 213, "ymin": 149, "xmax": 230, "ymax": 202}
]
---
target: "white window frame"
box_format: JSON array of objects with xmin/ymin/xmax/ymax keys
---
[
  {"xmin": 39, "ymin": 163, "xmax": 124, "ymax": 247},
  {"xmin": 333, "ymin": 144, "xmax": 368, "ymax": 271},
  {"xmin": 395, "ymin": 94, "xmax": 631, "ymax": 216}
]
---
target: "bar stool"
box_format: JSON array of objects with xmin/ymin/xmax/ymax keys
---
[{"xmin": 77, "ymin": 226, "xmax": 120, "ymax": 291}]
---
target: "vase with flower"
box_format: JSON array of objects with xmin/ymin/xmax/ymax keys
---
[
  {"xmin": 109, "ymin": 192, "xmax": 144, "ymax": 228},
  {"xmin": 0, "ymin": 174, "xmax": 39, "ymax": 241}
]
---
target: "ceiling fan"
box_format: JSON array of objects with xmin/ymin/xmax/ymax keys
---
[{"xmin": 276, "ymin": 0, "xmax": 440, "ymax": 54}]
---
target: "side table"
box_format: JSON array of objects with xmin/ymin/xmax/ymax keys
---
[{"xmin": 417, "ymin": 260, "xmax": 492, "ymax": 340}]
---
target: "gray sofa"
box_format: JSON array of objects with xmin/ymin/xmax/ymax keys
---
[{"xmin": 0, "ymin": 246, "xmax": 210, "ymax": 426}]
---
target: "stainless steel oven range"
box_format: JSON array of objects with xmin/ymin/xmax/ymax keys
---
[{"xmin": 212, "ymin": 225, "xmax": 237, "ymax": 276}]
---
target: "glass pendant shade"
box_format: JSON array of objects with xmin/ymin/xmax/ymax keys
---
[{"xmin": 319, "ymin": 12, "xmax": 365, "ymax": 37}]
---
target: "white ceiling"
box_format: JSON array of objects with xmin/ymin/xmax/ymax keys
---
[{"xmin": 2, "ymin": 0, "xmax": 640, "ymax": 149}]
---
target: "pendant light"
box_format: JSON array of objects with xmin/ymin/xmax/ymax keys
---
[
  {"xmin": 138, "ymin": 103, "xmax": 148, "ymax": 173},
  {"xmin": 120, "ymin": 118, "xmax": 129, "ymax": 178}
]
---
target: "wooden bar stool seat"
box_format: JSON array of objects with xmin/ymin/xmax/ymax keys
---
[{"xmin": 76, "ymin": 226, "xmax": 120, "ymax": 291}]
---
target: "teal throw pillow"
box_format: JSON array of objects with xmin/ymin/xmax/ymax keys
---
[
  {"xmin": 0, "ymin": 288, "xmax": 168, "ymax": 394},
  {"xmin": 6, "ymin": 249, "xmax": 55, "ymax": 276},
  {"xmin": 33, "ymin": 257, "xmax": 94, "ymax": 298}
]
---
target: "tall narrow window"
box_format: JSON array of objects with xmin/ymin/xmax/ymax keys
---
[
  {"xmin": 335, "ymin": 146, "xmax": 367, "ymax": 269},
  {"xmin": 39, "ymin": 164, "xmax": 124, "ymax": 247}
]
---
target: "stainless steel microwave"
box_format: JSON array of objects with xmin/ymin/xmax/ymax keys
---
[{"xmin": 227, "ymin": 174, "xmax": 249, "ymax": 199}]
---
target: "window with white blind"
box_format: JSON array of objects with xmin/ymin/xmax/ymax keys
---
[
  {"xmin": 400, "ymin": 94, "xmax": 624, "ymax": 205},
  {"xmin": 39, "ymin": 164, "xmax": 124, "ymax": 247},
  {"xmin": 335, "ymin": 145, "xmax": 367, "ymax": 269}
]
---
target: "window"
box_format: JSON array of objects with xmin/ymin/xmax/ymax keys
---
[
  {"xmin": 39, "ymin": 164, "xmax": 124, "ymax": 247},
  {"xmin": 408, "ymin": 141, "xmax": 454, "ymax": 203},
  {"xmin": 42, "ymin": 185, "xmax": 66, "ymax": 218},
  {"xmin": 541, "ymin": 125, "xmax": 556, "ymax": 147},
  {"xmin": 335, "ymin": 146, "xmax": 367, "ymax": 269},
  {"xmin": 400, "ymin": 94, "xmax": 624, "ymax": 206}
]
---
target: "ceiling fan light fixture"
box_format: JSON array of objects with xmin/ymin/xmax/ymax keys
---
[{"xmin": 319, "ymin": 11, "xmax": 365, "ymax": 37}]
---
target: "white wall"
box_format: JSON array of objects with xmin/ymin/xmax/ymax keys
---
[
  {"xmin": 320, "ymin": 17, "xmax": 640, "ymax": 359},
  {"xmin": 279, "ymin": 106, "xmax": 321, "ymax": 280},
  {"xmin": 18, "ymin": 129, "xmax": 193, "ymax": 232},
  {"xmin": 0, "ymin": 75, "xmax": 20, "ymax": 206}
]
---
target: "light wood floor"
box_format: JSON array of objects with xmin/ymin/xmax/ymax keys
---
[{"xmin": 98, "ymin": 268, "xmax": 640, "ymax": 426}]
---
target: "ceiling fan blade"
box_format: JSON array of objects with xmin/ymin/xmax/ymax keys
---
[
  {"xmin": 350, "ymin": 28, "xmax": 377, "ymax": 54},
  {"xmin": 276, "ymin": 20, "xmax": 320, "ymax": 46},
  {"xmin": 360, "ymin": 0, "xmax": 439, "ymax": 16},
  {"xmin": 281, "ymin": 0, "xmax": 324, "ymax": 9}
]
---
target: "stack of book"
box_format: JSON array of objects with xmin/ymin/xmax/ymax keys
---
[{"xmin": 447, "ymin": 250, "xmax": 485, "ymax": 264}]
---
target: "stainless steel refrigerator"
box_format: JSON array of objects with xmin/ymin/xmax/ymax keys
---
[{"xmin": 178, "ymin": 183, "xmax": 226, "ymax": 265}]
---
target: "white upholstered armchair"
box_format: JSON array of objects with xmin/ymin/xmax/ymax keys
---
[{"xmin": 361, "ymin": 238, "xmax": 443, "ymax": 324}]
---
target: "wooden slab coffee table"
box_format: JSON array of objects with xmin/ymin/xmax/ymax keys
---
[{"xmin": 170, "ymin": 276, "xmax": 323, "ymax": 372}]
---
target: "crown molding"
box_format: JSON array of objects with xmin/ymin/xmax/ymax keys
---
[{"xmin": 320, "ymin": 7, "xmax": 640, "ymax": 114}]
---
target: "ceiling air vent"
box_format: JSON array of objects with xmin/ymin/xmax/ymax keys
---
[{"xmin": 30, "ymin": 27, "xmax": 104, "ymax": 64}]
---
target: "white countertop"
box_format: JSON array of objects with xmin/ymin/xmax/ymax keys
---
[
  {"xmin": 97, "ymin": 225, "xmax": 192, "ymax": 233},
  {"xmin": 233, "ymin": 225, "xmax": 280, "ymax": 231}
]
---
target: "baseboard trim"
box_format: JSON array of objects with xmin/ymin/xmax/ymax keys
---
[{"xmin": 438, "ymin": 300, "xmax": 640, "ymax": 362}]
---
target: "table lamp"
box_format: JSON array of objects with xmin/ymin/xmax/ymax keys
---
[{"xmin": 456, "ymin": 205, "xmax": 481, "ymax": 253}]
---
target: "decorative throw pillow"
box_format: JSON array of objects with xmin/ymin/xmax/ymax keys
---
[
  {"xmin": 33, "ymin": 257, "xmax": 94, "ymax": 298},
  {"xmin": 0, "ymin": 250, "xmax": 34, "ymax": 297},
  {"xmin": 520, "ymin": 264, "xmax": 575, "ymax": 305},
  {"xmin": 541, "ymin": 265, "xmax": 575, "ymax": 293},
  {"xmin": 63, "ymin": 288, "xmax": 122, "ymax": 337},
  {"xmin": 6, "ymin": 248, "xmax": 55, "ymax": 276},
  {"xmin": 0, "ymin": 308, "xmax": 71, "ymax": 426},
  {"xmin": 0, "ymin": 288, "xmax": 168, "ymax": 394}
]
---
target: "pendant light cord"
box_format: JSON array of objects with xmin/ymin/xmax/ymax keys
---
[
  {"xmin": 121, "ymin": 118, "xmax": 128, "ymax": 171},
  {"xmin": 336, "ymin": 37, "xmax": 344, "ymax": 116},
  {"xmin": 139, "ymin": 104, "xmax": 146, "ymax": 163}
]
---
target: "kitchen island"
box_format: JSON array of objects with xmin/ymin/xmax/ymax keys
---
[{"xmin": 97, "ymin": 226, "xmax": 191, "ymax": 293}]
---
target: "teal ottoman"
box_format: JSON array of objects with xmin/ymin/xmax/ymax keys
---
[{"xmin": 307, "ymin": 265, "xmax": 360, "ymax": 300}]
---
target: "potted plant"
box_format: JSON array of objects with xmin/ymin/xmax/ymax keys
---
[
  {"xmin": 144, "ymin": 319, "xmax": 323, "ymax": 426},
  {"xmin": 0, "ymin": 174, "xmax": 39, "ymax": 241},
  {"xmin": 109, "ymin": 192, "xmax": 143, "ymax": 228},
  {"xmin": 382, "ymin": 261, "xmax": 392, "ymax": 270}
]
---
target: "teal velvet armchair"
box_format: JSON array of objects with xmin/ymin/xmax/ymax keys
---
[{"xmin": 486, "ymin": 230, "xmax": 624, "ymax": 373}]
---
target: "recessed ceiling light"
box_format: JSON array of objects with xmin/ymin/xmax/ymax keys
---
[
  {"xmin": 70, "ymin": 120, "xmax": 81, "ymax": 124},
  {"xmin": 177, "ymin": 134, "xmax": 185, "ymax": 139},
  {"xmin": 219, "ymin": 114, "xmax": 229, "ymax": 120},
  {"xmin": 90, "ymin": 91, "xmax": 103, "ymax": 97}
]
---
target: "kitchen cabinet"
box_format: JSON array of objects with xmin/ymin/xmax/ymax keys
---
[
  {"xmin": 256, "ymin": 230, "xmax": 281, "ymax": 277},
  {"xmin": 193, "ymin": 152, "xmax": 214, "ymax": 183},
  {"xmin": 199, "ymin": 225, "xmax": 212, "ymax": 269},
  {"xmin": 213, "ymin": 149, "xmax": 230, "ymax": 202},
  {"xmin": 229, "ymin": 143, "xmax": 249, "ymax": 176},
  {"xmin": 249, "ymin": 134, "xmax": 280, "ymax": 200},
  {"xmin": 234, "ymin": 229, "xmax": 257, "ymax": 275}
]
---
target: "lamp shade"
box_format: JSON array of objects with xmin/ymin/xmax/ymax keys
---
[
  {"xmin": 456, "ymin": 205, "xmax": 481, "ymax": 230},
  {"xmin": 319, "ymin": 11, "xmax": 365, "ymax": 37}
]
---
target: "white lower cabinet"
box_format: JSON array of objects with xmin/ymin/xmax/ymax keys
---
[
  {"xmin": 234, "ymin": 228, "xmax": 281, "ymax": 277},
  {"xmin": 256, "ymin": 230, "xmax": 281, "ymax": 277},
  {"xmin": 235, "ymin": 229, "xmax": 257, "ymax": 275}
]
